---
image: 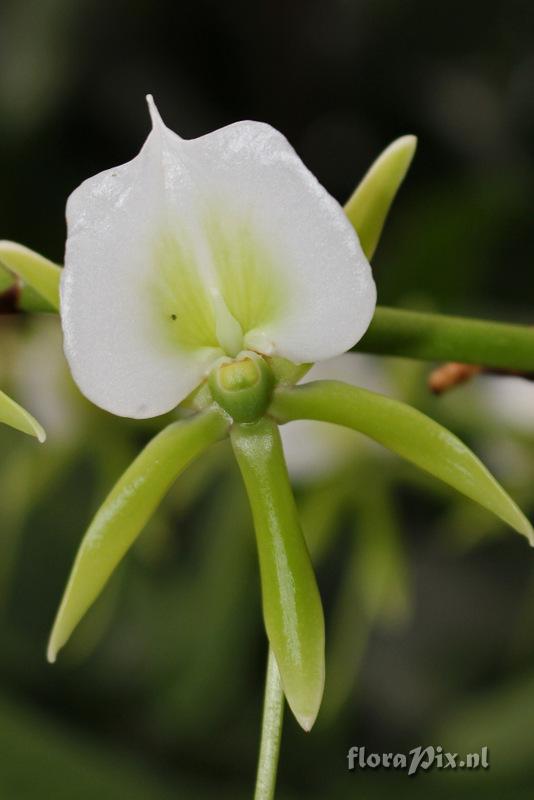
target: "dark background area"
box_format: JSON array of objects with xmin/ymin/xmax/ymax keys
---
[{"xmin": 1, "ymin": 1, "xmax": 534, "ymax": 798}]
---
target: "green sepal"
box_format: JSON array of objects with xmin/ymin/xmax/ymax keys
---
[
  {"xmin": 344, "ymin": 135, "xmax": 417, "ymax": 260},
  {"xmin": 0, "ymin": 389, "xmax": 45, "ymax": 442},
  {"xmin": 47, "ymin": 407, "xmax": 230, "ymax": 663},
  {"xmin": 266, "ymin": 356, "xmax": 312, "ymax": 386},
  {"xmin": 270, "ymin": 381, "xmax": 533, "ymax": 543},
  {"xmin": 0, "ymin": 241, "xmax": 61, "ymax": 311},
  {"xmin": 231, "ymin": 417, "xmax": 325, "ymax": 731}
]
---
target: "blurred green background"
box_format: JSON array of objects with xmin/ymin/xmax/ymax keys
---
[{"xmin": 2, "ymin": 0, "xmax": 534, "ymax": 797}]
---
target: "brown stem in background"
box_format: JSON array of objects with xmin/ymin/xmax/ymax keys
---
[
  {"xmin": 0, "ymin": 281, "xmax": 22, "ymax": 313},
  {"xmin": 429, "ymin": 362, "xmax": 534, "ymax": 395}
]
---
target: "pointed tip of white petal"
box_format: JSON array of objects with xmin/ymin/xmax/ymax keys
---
[
  {"xmin": 145, "ymin": 94, "xmax": 183, "ymax": 143},
  {"xmin": 146, "ymin": 94, "xmax": 165, "ymax": 131}
]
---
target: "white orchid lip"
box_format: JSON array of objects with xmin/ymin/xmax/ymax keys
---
[{"xmin": 61, "ymin": 95, "xmax": 376, "ymax": 419}]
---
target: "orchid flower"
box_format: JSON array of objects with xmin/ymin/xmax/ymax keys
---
[
  {"xmin": 61, "ymin": 96, "xmax": 376, "ymax": 418},
  {"xmin": 24, "ymin": 98, "xmax": 529, "ymax": 750}
]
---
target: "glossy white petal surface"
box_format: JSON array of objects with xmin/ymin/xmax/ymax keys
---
[{"xmin": 62, "ymin": 98, "xmax": 376, "ymax": 417}]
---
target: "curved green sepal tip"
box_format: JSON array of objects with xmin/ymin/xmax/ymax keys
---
[
  {"xmin": 270, "ymin": 381, "xmax": 533, "ymax": 544},
  {"xmin": 344, "ymin": 135, "xmax": 417, "ymax": 260},
  {"xmin": 47, "ymin": 407, "xmax": 229, "ymax": 663},
  {"xmin": 0, "ymin": 241, "xmax": 61, "ymax": 310},
  {"xmin": 0, "ymin": 389, "xmax": 46, "ymax": 442},
  {"xmin": 231, "ymin": 417, "xmax": 325, "ymax": 731}
]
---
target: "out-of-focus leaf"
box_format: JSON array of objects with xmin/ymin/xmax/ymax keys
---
[
  {"xmin": 344, "ymin": 135, "xmax": 417, "ymax": 260},
  {"xmin": 0, "ymin": 240, "xmax": 61, "ymax": 309},
  {"xmin": 437, "ymin": 672, "xmax": 534, "ymax": 775},
  {"xmin": 0, "ymin": 692, "xmax": 214, "ymax": 800},
  {"xmin": 0, "ymin": 446, "xmax": 34, "ymax": 609},
  {"xmin": 324, "ymin": 470, "xmax": 409, "ymax": 721},
  {"xmin": 270, "ymin": 381, "xmax": 533, "ymax": 543},
  {"xmin": 151, "ymin": 475, "xmax": 255, "ymax": 733},
  {"xmin": 231, "ymin": 417, "xmax": 325, "ymax": 731},
  {"xmin": 0, "ymin": 388, "xmax": 45, "ymax": 442},
  {"xmin": 298, "ymin": 480, "xmax": 347, "ymax": 561},
  {"xmin": 47, "ymin": 407, "xmax": 229, "ymax": 663},
  {"xmin": 322, "ymin": 540, "xmax": 369, "ymax": 724},
  {"xmin": 355, "ymin": 474, "xmax": 410, "ymax": 625}
]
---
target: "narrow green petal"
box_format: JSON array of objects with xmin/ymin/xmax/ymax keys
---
[
  {"xmin": 47, "ymin": 408, "xmax": 229, "ymax": 663},
  {"xmin": 0, "ymin": 241, "xmax": 61, "ymax": 310},
  {"xmin": 270, "ymin": 381, "xmax": 533, "ymax": 543},
  {"xmin": 344, "ymin": 135, "xmax": 417, "ymax": 260},
  {"xmin": 231, "ymin": 418, "xmax": 325, "ymax": 731},
  {"xmin": 0, "ymin": 389, "xmax": 46, "ymax": 442}
]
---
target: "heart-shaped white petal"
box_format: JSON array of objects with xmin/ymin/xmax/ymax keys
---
[{"xmin": 62, "ymin": 97, "xmax": 376, "ymax": 418}]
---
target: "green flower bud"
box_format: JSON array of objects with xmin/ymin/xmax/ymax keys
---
[{"xmin": 209, "ymin": 352, "xmax": 274, "ymax": 423}]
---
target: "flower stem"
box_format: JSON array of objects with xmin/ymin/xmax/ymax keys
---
[
  {"xmin": 254, "ymin": 647, "xmax": 284, "ymax": 800},
  {"xmin": 357, "ymin": 306, "xmax": 534, "ymax": 372}
]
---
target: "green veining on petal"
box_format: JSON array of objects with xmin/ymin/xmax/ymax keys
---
[
  {"xmin": 205, "ymin": 212, "xmax": 288, "ymax": 337},
  {"xmin": 150, "ymin": 210, "xmax": 288, "ymax": 359},
  {"xmin": 151, "ymin": 229, "xmax": 220, "ymax": 352},
  {"xmin": 211, "ymin": 289, "xmax": 244, "ymax": 357}
]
